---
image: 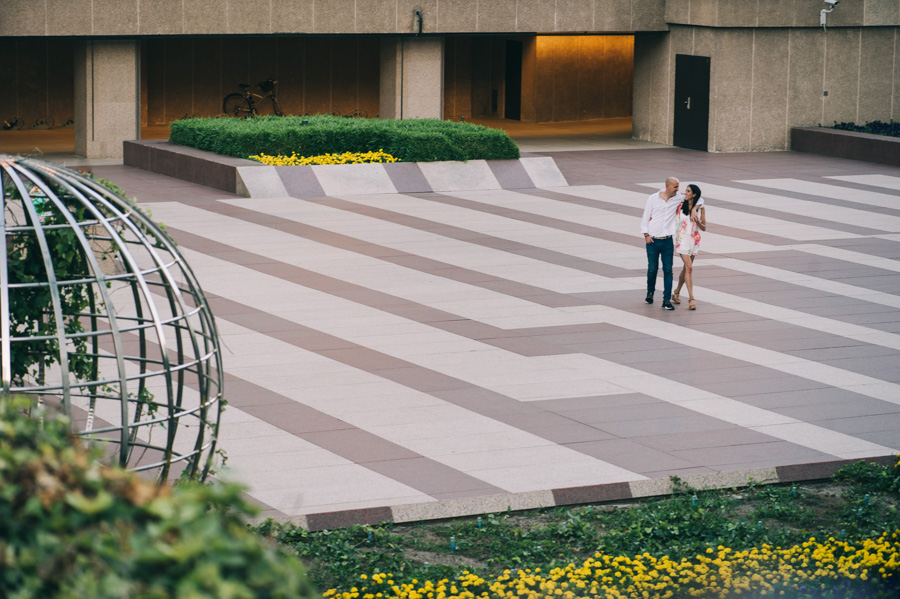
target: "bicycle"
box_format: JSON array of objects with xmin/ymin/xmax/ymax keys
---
[{"xmin": 222, "ymin": 79, "xmax": 284, "ymax": 117}]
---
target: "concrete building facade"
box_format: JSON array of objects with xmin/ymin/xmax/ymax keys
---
[{"xmin": 2, "ymin": 0, "xmax": 898, "ymax": 158}]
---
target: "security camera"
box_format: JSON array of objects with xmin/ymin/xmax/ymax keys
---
[{"xmin": 824, "ymin": 0, "xmax": 839, "ymax": 6}]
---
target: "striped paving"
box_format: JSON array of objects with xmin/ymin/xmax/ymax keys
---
[{"xmin": 93, "ymin": 149, "xmax": 900, "ymax": 530}]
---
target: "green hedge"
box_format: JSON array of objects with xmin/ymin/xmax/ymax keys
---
[
  {"xmin": 168, "ymin": 115, "xmax": 521, "ymax": 162},
  {"xmin": 0, "ymin": 395, "xmax": 318, "ymax": 599}
]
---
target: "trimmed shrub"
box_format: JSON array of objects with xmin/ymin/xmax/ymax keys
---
[
  {"xmin": 0, "ymin": 395, "xmax": 318, "ymax": 599},
  {"xmin": 169, "ymin": 115, "xmax": 521, "ymax": 162}
]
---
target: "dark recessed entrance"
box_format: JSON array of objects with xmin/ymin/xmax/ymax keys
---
[
  {"xmin": 504, "ymin": 40, "xmax": 523, "ymax": 120},
  {"xmin": 673, "ymin": 54, "xmax": 710, "ymax": 152}
]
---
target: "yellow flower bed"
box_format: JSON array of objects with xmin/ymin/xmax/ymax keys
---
[
  {"xmin": 324, "ymin": 532, "xmax": 900, "ymax": 599},
  {"xmin": 250, "ymin": 150, "xmax": 400, "ymax": 166}
]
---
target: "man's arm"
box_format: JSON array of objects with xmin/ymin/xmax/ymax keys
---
[{"xmin": 640, "ymin": 195, "xmax": 653, "ymax": 243}]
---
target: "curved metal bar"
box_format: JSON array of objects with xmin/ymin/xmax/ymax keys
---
[
  {"xmin": 5, "ymin": 164, "xmax": 74, "ymax": 410},
  {"xmin": 0, "ymin": 156, "xmax": 222, "ymax": 481}
]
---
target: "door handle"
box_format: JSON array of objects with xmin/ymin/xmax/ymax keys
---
[{"xmin": 684, "ymin": 97, "xmax": 691, "ymax": 109}]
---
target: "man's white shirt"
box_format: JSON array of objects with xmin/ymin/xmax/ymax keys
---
[{"xmin": 640, "ymin": 190, "xmax": 703, "ymax": 238}]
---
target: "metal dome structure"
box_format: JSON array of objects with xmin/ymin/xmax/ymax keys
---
[{"xmin": 1, "ymin": 155, "xmax": 223, "ymax": 482}]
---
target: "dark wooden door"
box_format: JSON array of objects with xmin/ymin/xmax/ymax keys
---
[
  {"xmin": 673, "ymin": 54, "xmax": 711, "ymax": 151},
  {"xmin": 504, "ymin": 40, "xmax": 522, "ymax": 120}
]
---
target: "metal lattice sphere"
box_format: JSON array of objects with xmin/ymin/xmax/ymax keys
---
[{"xmin": 1, "ymin": 156, "xmax": 223, "ymax": 482}]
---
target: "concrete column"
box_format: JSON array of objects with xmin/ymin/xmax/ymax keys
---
[
  {"xmin": 380, "ymin": 37, "xmax": 444, "ymax": 120},
  {"xmin": 75, "ymin": 39, "xmax": 140, "ymax": 159}
]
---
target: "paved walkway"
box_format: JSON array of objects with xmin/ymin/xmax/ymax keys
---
[{"xmin": 87, "ymin": 147, "xmax": 900, "ymax": 530}]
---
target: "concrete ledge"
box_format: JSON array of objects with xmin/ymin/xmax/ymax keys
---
[
  {"xmin": 123, "ymin": 140, "xmax": 568, "ymax": 197},
  {"xmin": 290, "ymin": 456, "xmax": 895, "ymax": 531},
  {"xmin": 124, "ymin": 140, "xmax": 249, "ymax": 194},
  {"xmin": 790, "ymin": 127, "xmax": 900, "ymax": 166}
]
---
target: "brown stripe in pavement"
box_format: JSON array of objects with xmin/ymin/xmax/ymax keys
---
[
  {"xmin": 552, "ymin": 482, "xmax": 633, "ymax": 506},
  {"xmin": 306, "ymin": 506, "xmax": 393, "ymax": 531},
  {"xmin": 308, "ymin": 195, "xmax": 633, "ymax": 278},
  {"xmin": 195, "ymin": 201, "xmax": 596, "ymax": 308},
  {"xmin": 202, "ymin": 291, "xmax": 621, "ymax": 460},
  {"xmin": 170, "ymin": 226, "xmax": 569, "ymax": 357},
  {"xmin": 94, "ymin": 292, "xmax": 506, "ymax": 503},
  {"xmin": 519, "ymin": 187, "xmax": 791, "ymax": 247},
  {"xmin": 168, "ymin": 199, "xmax": 900, "ymax": 383},
  {"xmin": 169, "ymin": 202, "xmax": 900, "ymax": 385}
]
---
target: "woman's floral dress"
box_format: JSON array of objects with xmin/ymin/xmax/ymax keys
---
[{"xmin": 674, "ymin": 200, "xmax": 703, "ymax": 256}]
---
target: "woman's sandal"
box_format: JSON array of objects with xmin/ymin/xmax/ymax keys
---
[
  {"xmin": 672, "ymin": 293, "xmax": 681, "ymax": 304},
  {"xmin": 689, "ymin": 299, "xmax": 696, "ymax": 310}
]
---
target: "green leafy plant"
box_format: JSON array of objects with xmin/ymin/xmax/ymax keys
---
[
  {"xmin": 831, "ymin": 120, "xmax": 900, "ymax": 138},
  {"xmin": 169, "ymin": 115, "xmax": 521, "ymax": 163},
  {"xmin": 0, "ymin": 395, "xmax": 317, "ymax": 599},
  {"xmin": 267, "ymin": 459, "xmax": 900, "ymax": 595}
]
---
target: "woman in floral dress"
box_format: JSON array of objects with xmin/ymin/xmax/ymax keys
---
[{"xmin": 672, "ymin": 184, "xmax": 706, "ymax": 310}]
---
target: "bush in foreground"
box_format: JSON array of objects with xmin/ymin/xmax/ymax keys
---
[
  {"xmin": 169, "ymin": 115, "xmax": 521, "ymax": 163},
  {"xmin": 0, "ymin": 395, "xmax": 317, "ymax": 599}
]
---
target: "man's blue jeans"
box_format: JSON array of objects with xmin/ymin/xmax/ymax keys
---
[{"xmin": 646, "ymin": 237, "xmax": 674, "ymax": 302}]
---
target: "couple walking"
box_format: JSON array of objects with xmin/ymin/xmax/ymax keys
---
[{"xmin": 640, "ymin": 177, "xmax": 707, "ymax": 310}]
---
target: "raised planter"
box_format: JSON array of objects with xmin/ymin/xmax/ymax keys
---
[
  {"xmin": 123, "ymin": 139, "xmax": 568, "ymax": 197},
  {"xmin": 791, "ymin": 127, "xmax": 900, "ymax": 166}
]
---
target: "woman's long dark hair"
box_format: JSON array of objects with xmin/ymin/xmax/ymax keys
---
[{"xmin": 681, "ymin": 184, "xmax": 702, "ymax": 215}]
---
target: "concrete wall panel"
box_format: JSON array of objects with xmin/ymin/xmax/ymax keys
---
[
  {"xmin": 271, "ymin": 0, "xmax": 315, "ymax": 33},
  {"xmin": 756, "ymin": 0, "xmax": 793, "ymax": 28},
  {"xmin": 75, "ymin": 40, "xmax": 140, "ymax": 158},
  {"xmin": 787, "ymin": 29, "xmax": 825, "ymax": 129},
  {"xmin": 0, "ymin": 0, "xmax": 44, "ymax": 35},
  {"xmin": 516, "ymin": 0, "xmax": 557, "ymax": 32},
  {"xmin": 711, "ymin": 29, "xmax": 753, "ymax": 152},
  {"xmin": 717, "ymin": 1, "xmax": 757, "ymax": 28},
  {"xmin": 398, "ymin": 0, "xmax": 439, "ymax": 34},
  {"xmin": 139, "ymin": 0, "xmax": 184, "ymax": 34},
  {"xmin": 184, "ymin": 0, "xmax": 228, "ymax": 34},
  {"xmin": 313, "ymin": 0, "xmax": 356, "ymax": 33},
  {"xmin": 226, "ymin": 0, "xmax": 273, "ymax": 34},
  {"xmin": 632, "ymin": 0, "xmax": 667, "ymax": 31},
  {"xmin": 401, "ymin": 38, "xmax": 444, "ymax": 119},
  {"xmin": 93, "ymin": 0, "xmax": 138, "ymax": 35},
  {"xmin": 865, "ymin": 0, "xmax": 900, "ymax": 25},
  {"xmin": 822, "ymin": 28, "xmax": 861, "ymax": 126},
  {"xmin": 7, "ymin": 0, "xmax": 900, "ymax": 35},
  {"xmin": 689, "ymin": 0, "xmax": 718, "ymax": 27},
  {"xmin": 477, "ymin": 0, "xmax": 518, "ymax": 32},
  {"xmin": 555, "ymin": 0, "xmax": 595, "ymax": 33},
  {"xmin": 895, "ymin": 31, "xmax": 900, "ymax": 121},
  {"xmin": 357, "ymin": 0, "xmax": 397, "ymax": 33},
  {"xmin": 750, "ymin": 29, "xmax": 790, "ymax": 150},
  {"xmin": 790, "ymin": 0, "xmax": 820, "ymax": 28},
  {"xmin": 664, "ymin": 0, "xmax": 689, "ymax": 25},
  {"xmin": 594, "ymin": 0, "xmax": 632, "ymax": 31},
  {"xmin": 436, "ymin": 0, "xmax": 478, "ymax": 32},
  {"xmin": 46, "ymin": 0, "xmax": 93, "ymax": 36},
  {"xmin": 858, "ymin": 27, "xmax": 895, "ymax": 122}
]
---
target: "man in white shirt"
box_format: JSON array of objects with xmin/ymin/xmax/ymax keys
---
[{"xmin": 640, "ymin": 177, "xmax": 684, "ymax": 310}]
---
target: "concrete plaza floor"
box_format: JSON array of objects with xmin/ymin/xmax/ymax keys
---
[{"xmin": 25, "ymin": 133, "xmax": 900, "ymax": 529}]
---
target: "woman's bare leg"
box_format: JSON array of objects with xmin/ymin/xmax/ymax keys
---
[
  {"xmin": 674, "ymin": 256, "xmax": 687, "ymax": 298},
  {"xmin": 680, "ymin": 254, "xmax": 694, "ymax": 300}
]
